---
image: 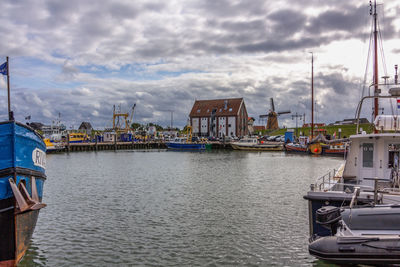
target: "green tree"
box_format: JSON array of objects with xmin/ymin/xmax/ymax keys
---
[{"xmin": 131, "ymin": 122, "xmax": 142, "ymax": 130}]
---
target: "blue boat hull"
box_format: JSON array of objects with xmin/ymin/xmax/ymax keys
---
[
  {"xmin": 0, "ymin": 121, "xmax": 46, "ymax": 265},
  {"xmin": 166, "ymin": 142, "xmax": 206, "ymax": 150}
]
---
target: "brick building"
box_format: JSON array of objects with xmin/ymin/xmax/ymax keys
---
[{"xmin": 189, "ymin": 98, "xmax": 248, "ymax": 138}]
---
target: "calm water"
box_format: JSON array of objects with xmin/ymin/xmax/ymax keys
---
[{"xmin": 20, "ymin": 150, "xmax": 342, "ymax": 266}]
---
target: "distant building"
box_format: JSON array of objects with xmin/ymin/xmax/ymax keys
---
[
  {"xmin": 189, "ymin": 98, "xmax": 248, "ymax": 138},
  {"xmin": 103, "ymin": 131, "xmax": 116, "ymax": 142},
  {"xmin": 331, "ymin": 118, "xmax": 370, "ymax": 125},
  {"xmin": 79, "ymin": 122, "xmax": 93, "ymax": 135},
  {"xmin": 253, "ymin": 125, "xmax": 266, "ymax": 133}
]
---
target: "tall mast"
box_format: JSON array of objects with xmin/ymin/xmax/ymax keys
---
[
  {"xmin": 6, "ymin": 56, "xmax": 12, "ymax": 120},
  {"xmin": 311, "ymin": 52, "xmax": 314, "ymax": 139},
  {"xmin": 372, "ymin": 0, "xmax": 379, "ymax": 121}
]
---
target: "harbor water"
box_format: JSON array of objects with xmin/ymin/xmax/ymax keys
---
[{"xmin": 20, "ymin": 150, "xmax": 342, "ymax": 266}]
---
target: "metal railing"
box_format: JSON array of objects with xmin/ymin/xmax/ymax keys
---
[{"xmin": 312, "ymin": 168, "xmax": 337, "ymax": 191}]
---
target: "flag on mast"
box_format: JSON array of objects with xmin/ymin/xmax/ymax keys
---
[
  {"xmin": 397, "ymin": 99, "xmax": 400, "ymax": 109},
  {"xmin": 0, "ymin": 62, "xmax": 7, "ymax": 75}
]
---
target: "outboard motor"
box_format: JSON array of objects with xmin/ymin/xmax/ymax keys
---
[{"xmin": 316, "ymin": 206, "xmax": 341, "ymax": 235}]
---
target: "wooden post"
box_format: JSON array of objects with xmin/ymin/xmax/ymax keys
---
[{"xmin": 67, "ymin": 134, "xmax": 70, "ymax": 152}]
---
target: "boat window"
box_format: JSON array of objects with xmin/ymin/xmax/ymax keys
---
[
  {"xmin": 362, "ymin": 143, "xmax": 374, "ymax": 168},
  {"xmin": 388, "ymin": 144, "xmax": 400, "ymax": 168}
]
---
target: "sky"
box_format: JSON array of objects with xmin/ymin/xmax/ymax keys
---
[{"xmin": 1, "ymin": 0, "xmax": 400, "ymax": 129}]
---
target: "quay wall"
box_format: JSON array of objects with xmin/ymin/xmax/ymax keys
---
[{"xmin": 52, "ymin": 141, "xmax": 232, "ymax": 153}]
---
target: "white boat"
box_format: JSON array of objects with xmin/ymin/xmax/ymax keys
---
[
  {"xmin": 305, "ymin": 0, "xmax": 400, "ymax": 249},
  {"xmin": 231, "ymin": 137, "xmax": 283, "ymax": 151}
]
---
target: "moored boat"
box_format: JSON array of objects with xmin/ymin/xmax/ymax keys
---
[
  {"xmin": 321, "ymin": 143, "xmax": 348, "ymax": 156},
  {"xmin": 305, "ymin": 3, "xmax": 400, "ymax": 263},
  {"xmin": 284, "ymin": 136, "xmax": 309, "ymax": 153},
  {"xmin": 0, "ymin": 57, "xmax": 47, "ymax": 266},
  {"xmin": 309, "ymin": 203, "xmax": 400, "ymax": 265},
  {"xmin": 44, "ymin": 138, "xmax": 65, "ymax": 153},
  {"xmin": 231, "ymin": 137, "xmax": 283, "ymax": 151},
  {"xmin": 166, "ymin": 137, "xmax": 209, "ymax": 150}
]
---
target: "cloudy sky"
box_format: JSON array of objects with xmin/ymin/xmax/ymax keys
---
[{"xmin": 1, "ymin": 0, "xmax": 399, "ymax": 129}]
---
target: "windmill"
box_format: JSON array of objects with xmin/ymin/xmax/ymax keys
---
[{"xmin": 259, "ymin": 98, "xmax": 291, "ymax": 130}]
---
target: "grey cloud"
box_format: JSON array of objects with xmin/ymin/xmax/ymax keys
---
[
  {"xmin": 268, "ymin": 9, "xmax": 306, "ymax": 37},
  {"xmin": 307, "ymin": 6, "xmax": 369, "ymax": 35}
]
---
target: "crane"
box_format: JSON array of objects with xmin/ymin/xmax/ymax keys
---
[
  {"xmin": 127, "ymin": 104, "xmax": 136, "ymax": 128},
  {"xmin": 112, "ymin": 104, "xmax": 136, "ymax": 133}
]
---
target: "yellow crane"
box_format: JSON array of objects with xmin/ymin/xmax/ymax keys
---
[{"xmin": 112, "ymin": 104, "xmax": 136, "ymax": 133}]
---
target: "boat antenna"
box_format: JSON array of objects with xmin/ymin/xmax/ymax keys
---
[
  {"xmin": 310, "ymin": 52, "xmax": 314, "ymax": 139},
  {"xmin": 371, "ymin": 0, "xmax": 379, "ymax": 128}
]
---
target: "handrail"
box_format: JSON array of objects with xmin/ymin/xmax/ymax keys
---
[{"xmin": 356, "ymin": 84, "xmax": 400, "ymax": 133}]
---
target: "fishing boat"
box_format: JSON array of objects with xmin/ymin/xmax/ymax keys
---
[
  {"xmin": 321, "ymin": 143, "xmax": 348, "ymax": 156},
  {"xmin": 166, "ymin": 137, "xmax": 208, "ymax": 150},
  {"xmin": 44, "ymin": 138, "xmax": 65, "ymax": 153},
  {"xmin": 284, "ymin": 136, "xmax": 309, "ymax": 153},
  {"xmin": 305, "ymin": 2, "xmax": 400, "ymax": 260},
  {"xmin": 231, "ymin": 137, "xmax": 284, "ymax": 151},
  {"xmin": 0, "ymin": 57, "xmax": 47, "ymax": 266},
  {"xmin": 166, "ymin": 125, "xmax": 210, "ymax": 150}
]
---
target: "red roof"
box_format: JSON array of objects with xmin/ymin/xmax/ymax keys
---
[
  {"xmin": 253, "ymin": 125, "xmax": 266, "ymax": 131},
  {"xmin": 189, "ymin": 98, "xmax": 244, "ymax": 117}
]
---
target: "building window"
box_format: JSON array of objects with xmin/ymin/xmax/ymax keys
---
[
  {"xmin": 219, "ymin": 108, "xmax": 222, "ymax": 112},
  {"xmin": 197, "ymin": 109, "xmax": 200, "ymax": 113},
  {"xmin": 228, "ymin": 124, "xmax": 231, "ymax": 127},
  {"xmin": 229, "ymin": 108, "xmax": 232, "ymax": 111}
]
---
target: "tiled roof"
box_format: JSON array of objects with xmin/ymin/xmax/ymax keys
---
[
  {"xmin": 189, "ymin": 98, "xmax": 243, "ymax": 117},
  {"xmin": 253, "ymin": 125, "xmax": 266, "ymax": 131}
]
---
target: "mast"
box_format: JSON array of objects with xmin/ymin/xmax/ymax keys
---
[
  {"xmin": 372, "ymin": 0, "xmax": 379, "ymax": 122},
  {"xmin": 6, "ymin": 56, "xmax": 12, "ymax": 121},
  {"xmin": 311, "ymin": 52, "xmax": 314, "ymax": 139}
]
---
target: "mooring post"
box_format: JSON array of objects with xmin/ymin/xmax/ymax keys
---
[{"xmin": 67, "ymin": 134, "xmax": 70, "ymax": 152}]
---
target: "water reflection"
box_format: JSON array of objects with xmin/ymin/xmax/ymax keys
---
[
  {"xmin": 19, "ymin": 240, "xmax": 47, "ymax": 267},
  {"xmin": 22, "ymin": 150, "xmax": 343, "ymax": 266}
]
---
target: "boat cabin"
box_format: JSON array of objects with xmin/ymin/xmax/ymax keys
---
[
  {"xmin": 172, "ymin": 137, "xmax": 188, "ymax": 143},
  {"xmin": 343, "ymin": 125, "xmax": 400, "ymax": 189},
  {"xmin": 238, "ymin": 137, "xmax": 258, "ymax": 144}
]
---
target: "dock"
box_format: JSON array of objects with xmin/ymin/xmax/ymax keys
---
[{"xmin": 50, "ymin": 141, "xmax": 233, "ymax": 153}]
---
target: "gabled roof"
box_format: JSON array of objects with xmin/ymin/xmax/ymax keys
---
[
  {"xmin": 189, "ymin": 98, "xmax": 244, "ymax": 117},
  {"xmin": 79, "ymin": 122, "xmax": 92, "ymax": 130}
]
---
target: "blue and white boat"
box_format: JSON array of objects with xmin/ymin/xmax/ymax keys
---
[
  {"xmin": 166, "ymin": 137, "xmax": 207, "ymax": 150},
  {"xmin": 0, "ymin": 58, "xmax": 47, "ymax": 266}
]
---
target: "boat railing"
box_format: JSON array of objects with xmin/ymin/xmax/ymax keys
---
[
  {"xmin": 355, "ymin": 87, "xmax": 400, "ymax": 133},
  {"xmin": 313, "ymin": 176, "xmax": 375, "ymax": 192},
  {"xmin": 312, "ymin": 169, "xmax": 338, "ymax": 191}
]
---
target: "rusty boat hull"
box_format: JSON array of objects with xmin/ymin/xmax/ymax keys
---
[{"xmin": 0, "ymin": 121, "xmax": 46, "ymax": 266}]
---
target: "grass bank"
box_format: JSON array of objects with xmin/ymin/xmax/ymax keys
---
[{"xmin": 260, "ymin": 123, "xmax": 373, "ymax": 138}]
